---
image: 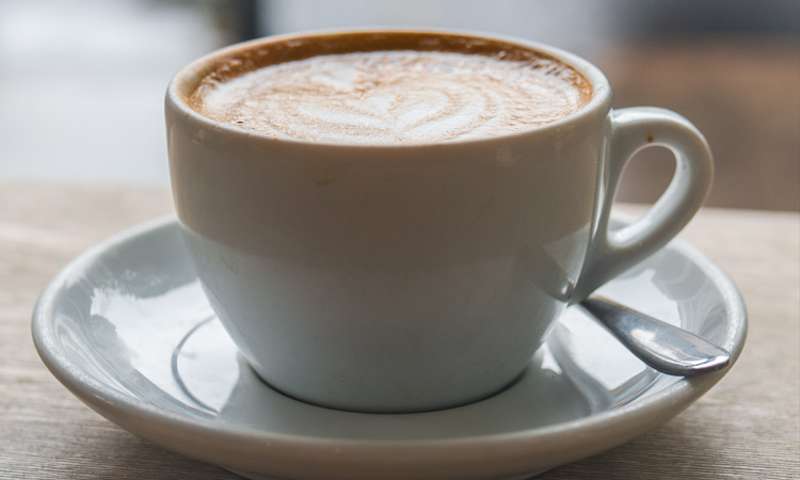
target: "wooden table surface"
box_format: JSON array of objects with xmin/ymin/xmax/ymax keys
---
[{"xmin": 1, "ymin": 183, "xmax": 798, "ymax": 479}]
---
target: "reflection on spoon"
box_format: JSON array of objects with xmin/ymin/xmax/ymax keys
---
[{"xmin": 580, "ymin": 296, "xmax": 731, "ymax": 376}]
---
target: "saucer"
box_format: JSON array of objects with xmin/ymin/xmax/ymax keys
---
[{"xmin": 32, "ymin": 217, "xmax": 746, "ymax": 480}]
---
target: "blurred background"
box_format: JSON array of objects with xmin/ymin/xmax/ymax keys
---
[{"xmin": 1, "ymin": 0, "xmax": 798, "ymax": 210}]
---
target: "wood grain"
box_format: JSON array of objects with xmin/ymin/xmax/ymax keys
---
[{"xmin": 1, "ymin": 183, "xmax": 798, "ymax": 479}]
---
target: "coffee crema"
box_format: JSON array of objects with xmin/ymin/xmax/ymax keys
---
[{"xmin": 188, "ymin": 34, "xmax": 592, "ymax": 145}]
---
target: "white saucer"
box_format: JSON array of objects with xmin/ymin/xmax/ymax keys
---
[{"xmin": 32, "ymin": 217, "xmax": 746, "ymax": 480}]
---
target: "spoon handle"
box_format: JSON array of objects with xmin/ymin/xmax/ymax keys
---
[{"xmin": 580, "ymin": 296, "xmax": 731, "ymax": 376}]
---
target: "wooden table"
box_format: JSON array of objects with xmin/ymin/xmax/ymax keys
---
[{"xmin": 1, "ymin": 183, "xmax": 798, "ymax": 479}]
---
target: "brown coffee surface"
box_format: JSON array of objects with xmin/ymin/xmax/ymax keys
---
[{"xmin": 189, "ymin": 33, "xmax": 592, "ymax": 145}]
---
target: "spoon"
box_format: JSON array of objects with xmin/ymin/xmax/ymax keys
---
[{"xmin": 580, "ymin": 296, "xmax": 731, "ymax": 376}]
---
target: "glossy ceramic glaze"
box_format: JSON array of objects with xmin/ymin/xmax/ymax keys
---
[
  {"xmin": 165, "ymin": 29, "xmax": 713, "ymax": 411},
  {"xmin": 32, "ymin": 218, "xmax": 746, "ymax": 480}
]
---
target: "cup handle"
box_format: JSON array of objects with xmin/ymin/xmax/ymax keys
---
[{"xmin": 572, "ymin": 107, "xmax": 714, "ymax": 302}]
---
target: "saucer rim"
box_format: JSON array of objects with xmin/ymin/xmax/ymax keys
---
[{"xmin": 31, "ymin": 215, "xmax": 747, "ymax": 453}]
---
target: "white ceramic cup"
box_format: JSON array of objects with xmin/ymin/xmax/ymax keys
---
[{"xmin": 165, "ymin": 29, "xmax": 713, "ymax": 413}]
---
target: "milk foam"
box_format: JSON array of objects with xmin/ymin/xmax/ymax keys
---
[{"xmin": 196, "ymin": 50, "xmax": 588, "ymax": 144}]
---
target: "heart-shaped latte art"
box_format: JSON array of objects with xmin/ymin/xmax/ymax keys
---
[{"xmin": 200, "ymin": 51, "xmax": 587, "ymax": 144}]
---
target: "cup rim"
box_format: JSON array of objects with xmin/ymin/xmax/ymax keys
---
[{"xmin": 166, "ymin": 27, "xmax": 613, "ymax": 150}]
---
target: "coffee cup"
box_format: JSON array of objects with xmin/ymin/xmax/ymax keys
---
[{"xmin": 165, "ymin": 29, "xmax": 712, "ymax": 413}]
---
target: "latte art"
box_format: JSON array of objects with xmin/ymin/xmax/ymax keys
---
[{"xmin": 195, "ymin": 50, "xmax": 589, "ymax": 144}]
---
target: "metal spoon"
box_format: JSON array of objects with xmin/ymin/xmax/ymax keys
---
[{"xmin": 580, "ymin": 296, "xmax": 731, "ymax": 376}]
